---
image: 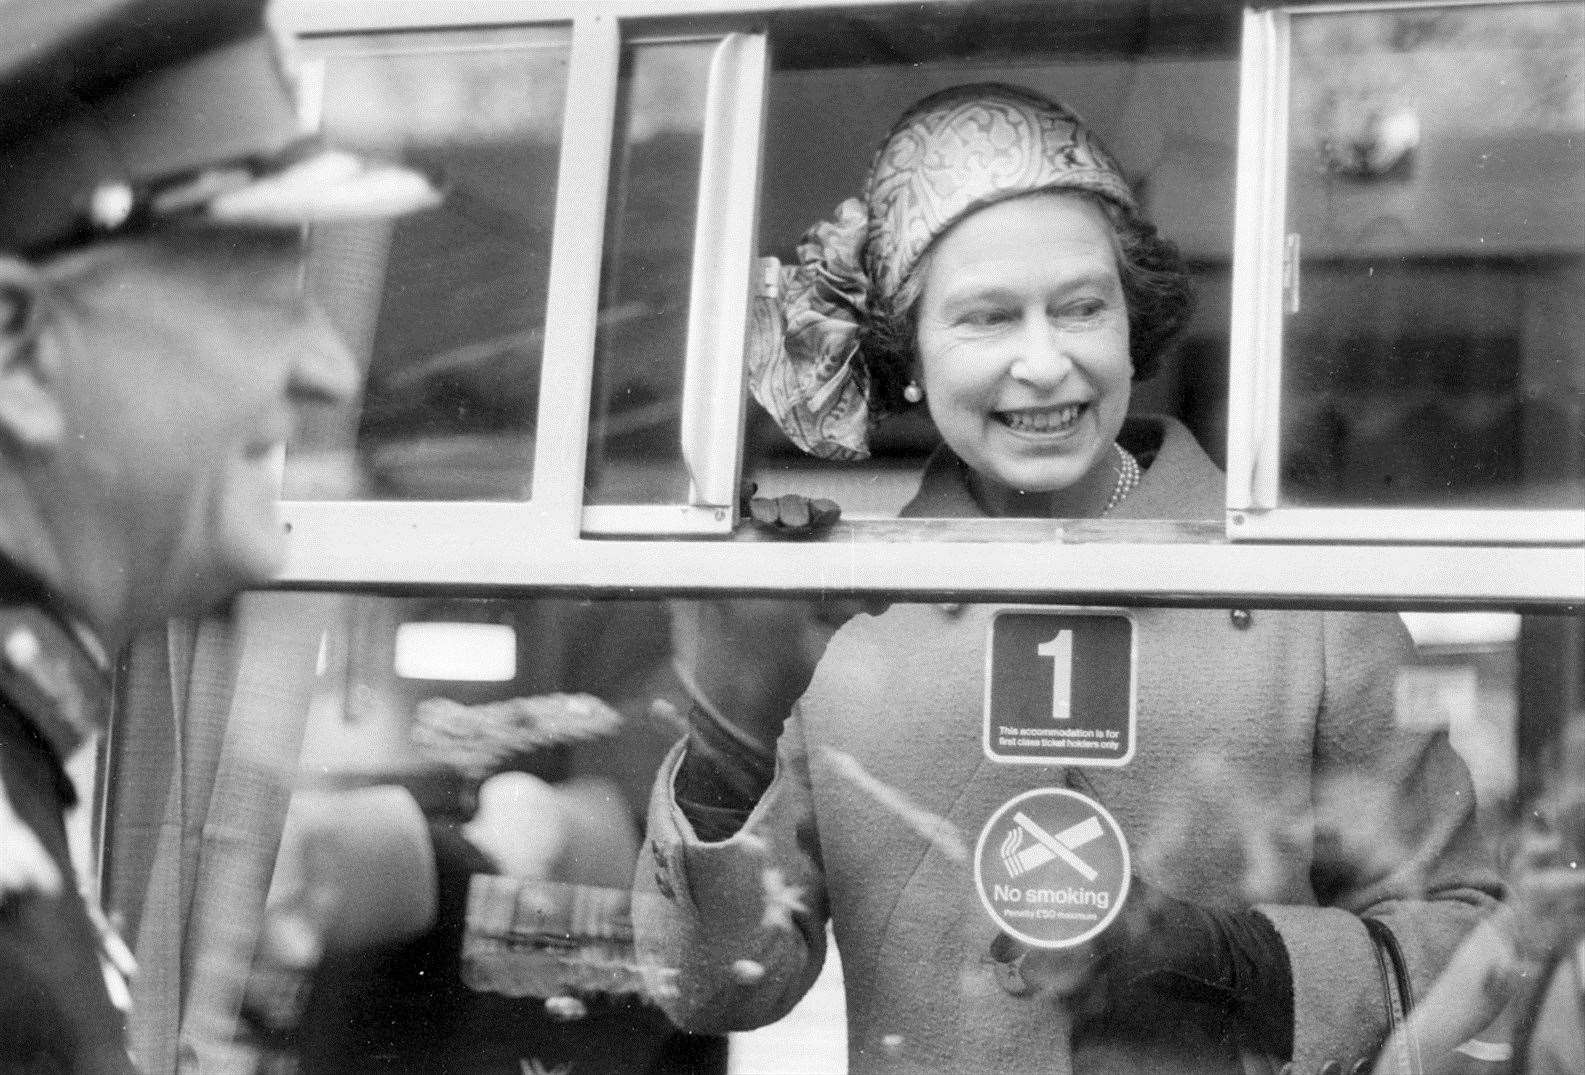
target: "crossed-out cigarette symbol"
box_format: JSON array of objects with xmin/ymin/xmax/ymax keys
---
[{"xmin": 999, "ymin": 812, "xmax": 1103, "ymax": 881}]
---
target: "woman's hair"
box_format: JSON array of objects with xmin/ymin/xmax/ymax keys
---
[{"xmin": 861, "ymin": 190, "xmax": 1195, "ymax": 418}]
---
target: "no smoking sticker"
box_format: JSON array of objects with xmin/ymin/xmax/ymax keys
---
[{"xmin": 973, "ymin": 788, "xmax": 1130, "ymax": 949}]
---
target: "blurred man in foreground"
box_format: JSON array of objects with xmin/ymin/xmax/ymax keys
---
[{"xmin": 0, "ymin": 0, "xmax": 438, "ymax": 1067}]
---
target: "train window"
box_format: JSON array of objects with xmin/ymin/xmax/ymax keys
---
[
  {"xmin": 582, "ymin": 37, "xmax": 719, "ymax": 509},
  {"xmin": 268, "ymin": 2, "xmax": 1583, "ymax": 607},
  {"xmin": 284, "ymin": 25, "xmax": 571, "ymax": 501},
  {"xmin": 581, "ymin": 31, "xmax": 764, "ymax": 535},
  {"xmin": 102, "ymin": 589, "xmax": 1582, "ymax": 1071},
  {"xmin": 745, "ymin": 3, "xmax": 1243, "ymax": 517},
  {"xmin": 1228, "ymin": 0, "xmax": 1585, "ymax": 543}
]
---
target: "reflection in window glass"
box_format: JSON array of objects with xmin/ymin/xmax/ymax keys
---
[
  {"xmin": 1282, "ymin": 3, "xmax": 1585, "ymax": 509},
  {"xmin": 104, "ymin": 593, "xmax": 708, "ymax": 1071},
  {"xmin": 583, "ymin": 39, "xmax": 714, "ymax": 506},
  {"xmin": 286, "ymin": 28, "xmax": 569, "ymax": 501},
  {"xmin": 104, "ymin": 590, "xmax": 1585, "ymax": 1072}
]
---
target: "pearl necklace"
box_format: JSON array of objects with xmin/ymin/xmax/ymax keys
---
[{"xmin": 1103, "ymin": 443, "xmax": 1140, "ymax": 516}]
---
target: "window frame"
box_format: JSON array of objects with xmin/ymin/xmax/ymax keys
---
[
  {"xmin": 579, "ymin": 28, "xmax": 766, "ymax": 536},
  {"xmin": 1225, "ymin": 0, "xmax": 1585, "ymax": 545},
  {"xmin": 274, "ymin": 0, "xmax": 1585, "ymax": 611}
]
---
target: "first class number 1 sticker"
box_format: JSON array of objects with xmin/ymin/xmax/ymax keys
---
[
  {"xmin": 974, "ymin": 787, "xmax": 1130, "ymax": 949},
  {"xmin": 983, "ymin": 608, "xmax": 1136, "ymax": 767}
]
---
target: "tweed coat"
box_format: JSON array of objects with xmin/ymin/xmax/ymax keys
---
[{"xmin": 636, "ymin": 417, "xmax": 1502, "ymax": 1074}]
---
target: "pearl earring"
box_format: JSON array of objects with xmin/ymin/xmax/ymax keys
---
[{"xmin": 903, "ymin": 382, "xmax": 924, "ymax": 404}]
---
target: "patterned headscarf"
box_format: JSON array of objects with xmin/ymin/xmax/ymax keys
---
[{"xmin": 749, "ymin": 83, "xmax": 1136, "ymax": 459}]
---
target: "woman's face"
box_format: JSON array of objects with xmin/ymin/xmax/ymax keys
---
[{"xmin": 914, "ymin": 192, "xmax": 1132, "ymax": 515}]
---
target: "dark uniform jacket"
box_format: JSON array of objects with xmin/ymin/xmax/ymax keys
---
[{"xmin": 0, "ymin": 565, "xmax": 136, "ymax": 1074}]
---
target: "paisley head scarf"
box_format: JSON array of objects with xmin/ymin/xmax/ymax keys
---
[{"xmin": 749, "ymin": 83, "xmax": 1136, "ymax": 459}]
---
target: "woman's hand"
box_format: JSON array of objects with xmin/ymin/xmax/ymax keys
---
[
  {"xmin": 1369, "ymin": 813, "xmax": 1585, "ymax": 1075},
  {"xmin": 740, "ymin": 483, "xmax": 841, "ymax": 539},
  {"xmin": 672, "ymin": 597, "xmax": 856, "ymax": 754},
  {"xmin": 671, "ymin": 592, "xmax": 884, "ymax": 813},
  {"xmin": 670, "ymin": 488, "xmax": 874, "ymax": 816},
  {"xmin": 1007, "ymin": 873, "xmax": 1293, "ymax": 1058}
]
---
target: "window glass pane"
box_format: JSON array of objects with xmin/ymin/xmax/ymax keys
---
[
  {"xmin": 286, "ymin": 28, "xmax": 569, "ymax": 501},
  {"xmin": 105, "ymin": 591, "xmax": 1585, "ymax": 1071},
  {"xmin": 582, "ymin": 39, "xmax": 715, "ymax": 506},
  {"xmin": 1281, "ymin": 3, "xmax": 1585, "ymax": 509}
]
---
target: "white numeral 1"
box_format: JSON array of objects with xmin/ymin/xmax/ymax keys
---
[{"xmin": 1037, "ymin": 630, "xmax": 1073, "ymax": 721}]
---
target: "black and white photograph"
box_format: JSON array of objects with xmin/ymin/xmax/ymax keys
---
[{"xmin": 1, "ymin": 1, "xmax": 1581, "ymax": 1072}]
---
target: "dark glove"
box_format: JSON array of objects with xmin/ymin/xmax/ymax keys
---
[
  {"xmin": 672, "ymin": 487, "xmax": 851, "ymax": 838},
  {"xmin": 740, "ymin": 482, "xmax": 841, "ymax": 538},
  {"xmin": 1009, "ymin": 873, "xmax": 1295, "ymax": 1060},
  {"xmin": 671, "ymin": 591, "xmax": 884, "ymax": 839}
]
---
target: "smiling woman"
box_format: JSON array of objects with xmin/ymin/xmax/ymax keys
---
[
  {"xmin": 636, "ymin": 81, "xmax": 1501, "ymax": 1075},
  {"xmin": 912, "ymin": 193, "xmax": 1135, "ymax": 517}
]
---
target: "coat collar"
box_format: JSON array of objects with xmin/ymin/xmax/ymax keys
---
[{"xmin": 898, "ymin": 415, "xmax": 1225, "ymax": 522}]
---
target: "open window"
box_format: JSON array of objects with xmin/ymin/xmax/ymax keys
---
[{"xmin": 580, "ymin": 29, "xmax": 765, "ymax": 535}]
